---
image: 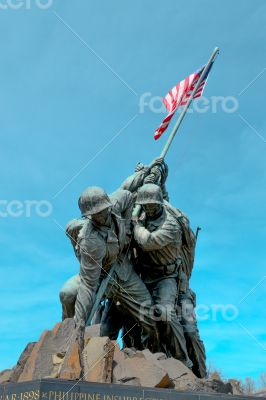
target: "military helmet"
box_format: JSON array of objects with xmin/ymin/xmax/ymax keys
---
[
  {"xmin": 78, "ymin": 186, "xmax": 112, "ymax": 216},
  {"xmin": 136, "ymin": 183, "xmax": 164, "ymax": 205}
]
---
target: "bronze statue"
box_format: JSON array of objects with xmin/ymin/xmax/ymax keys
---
[{"xmin": 59, "ymin": 158, "xmax": 207, "ymax": 372}]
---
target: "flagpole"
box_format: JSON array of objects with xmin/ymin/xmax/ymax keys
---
[
  {"xmin": 159, "ymin": 47, "xmax": 219, "ymax": 159},
  {"xmin": 133, "ymin": 47, "xmax": 219, "ymax": 219}
]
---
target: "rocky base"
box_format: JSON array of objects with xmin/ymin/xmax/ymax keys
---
[{"xmin": 0, "ymin": 319, "xmax": 240, "ymax": 395}]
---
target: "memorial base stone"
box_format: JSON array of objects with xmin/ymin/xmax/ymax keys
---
[{"xmin": 0, "ymin": 379, "xmax": 263, "ymax": 400}]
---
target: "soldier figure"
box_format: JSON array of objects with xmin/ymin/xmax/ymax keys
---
[
  {"xmin": 60, "ymin": 218, "xmax": 106, "ymax": 324},
  {"xmin": 71, "ymin": 186, "xmax": 159, "ymax": 350},
  {"xmin": 98, "ymin": 158, "xmax": 169, "ymax": 347},
  {"xmin": 133, "ymin": 183, "xmax": 192, "ymax": 368},
  {"xmin": 162, "ymin": 203, "xmax": 207, "ymax": 377}
]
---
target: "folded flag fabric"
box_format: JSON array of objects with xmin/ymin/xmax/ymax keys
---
[{"xmin": 154, "ymin": 61, "xmax": 213, "ymax": 140}]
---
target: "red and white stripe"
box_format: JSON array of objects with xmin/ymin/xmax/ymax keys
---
[{"xmin": 154, "ymin": 67, "xmax": 207, "ymax": 140}]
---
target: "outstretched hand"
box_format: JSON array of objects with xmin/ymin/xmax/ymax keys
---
[
  {"xmin": 150, "ymin": 157, "xmax": 168, "ymax": 184},
  {"xmin": 151, "ymin": 157, "xmax": 164, "ymax": 168}
]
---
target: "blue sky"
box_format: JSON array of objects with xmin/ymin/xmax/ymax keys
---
[{"xmin": 0, "ymin": 0, "xmax": 265, "ymax": 384}]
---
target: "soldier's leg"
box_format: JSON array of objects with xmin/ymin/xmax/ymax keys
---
[
  {"xmin": 91, "ymin": 302, "xmax": 105, "ymax": 324},
  {"xmin": 100, "ymin": 299, "xmax": 124, "ymax": 340},
  {"xmin": 99, "ymin": 298, "xmax": 142, "ymax": 348},
  {"xmin": 150, "ymin": 278, "xmax": 192, "ymax": 368},
  {"xmin": 111, "ymin": 268, "xmax": 159, "ymax": 352},
  {"xmin": 179, "ymin": 289, "xmax": 207, "ymax": 378},
  {"xmin": 59, "ymin": 274, "xmax": 80, "ymax": 320},
  {"xmin": 122, "ymin": 317, "xmax": 143, "ymax": 349}
]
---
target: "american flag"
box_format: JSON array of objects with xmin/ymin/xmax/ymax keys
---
[{"xmin": 154, "ymin": 62, "xmax": 213, "ymax": 140}]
